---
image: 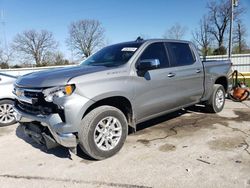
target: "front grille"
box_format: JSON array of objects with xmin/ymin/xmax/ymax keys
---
[
  {"xmin": 14, "ymin": 87, "xmax": 66, "ymax": 122},
  {"xmin": 17, "ymin": 100, "xmax": 40, "ymax": 115},
  {"xmin": 16, "ymin": 100, "xmax": 53, "ymax": 115},
  {"xmin": 24, "ymin": 90, "xmax": 42, "ymax": 98}
]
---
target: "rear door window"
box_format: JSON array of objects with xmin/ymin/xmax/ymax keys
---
[{"xmin": 166, "ymin": 42, "xmax": 196, "ymax": 67}]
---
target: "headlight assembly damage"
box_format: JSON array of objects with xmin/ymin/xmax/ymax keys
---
[{"xmin": 42, "ymin": 85, "xmax": 75, "ymax": 102}]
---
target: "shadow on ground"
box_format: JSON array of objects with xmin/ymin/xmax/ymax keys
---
[
  {"xmin": 136, "ymin": 104, "xmax": 250, "ymax": 134},
  {"xmin": 15, "ymin": 125, "xmax": 72, "ymax": 159},
  {"xmin": 135, "ymin": 104, "xmax": 209, "ymax": 133},
  {"xmin": 15, "ymin": 125, "xmax": 95, "ymax": 161},
  {"xmin": 133, "ymin": 105, "xmax": 250, "ymax": 148},
  {"xmin": 15, "ymin": 104, "xmax": 250, "ymax": 159}
]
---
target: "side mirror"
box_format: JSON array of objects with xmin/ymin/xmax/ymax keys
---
[{"xmin": 136, "ymin": 59, "xmax": 160, "ymax": 71}]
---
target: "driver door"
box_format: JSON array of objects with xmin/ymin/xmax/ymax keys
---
[{"xmin": 133, "ymin": 42, "xmax": 180, "ymax": 122}]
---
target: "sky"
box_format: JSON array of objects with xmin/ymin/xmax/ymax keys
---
[{"xmin": 0, "ymin": 0, "xmax": 250, "ymax": 60}]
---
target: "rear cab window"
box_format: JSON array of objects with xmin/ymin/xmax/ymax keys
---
[{"xmin": 166, "ymin": 42, "xmax": 196, "ymax": 67}]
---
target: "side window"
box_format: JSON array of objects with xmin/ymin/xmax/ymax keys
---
[
  {"xmin": 140, "ymin": 42, "xmax": 169, "ymax": 68},
  {"xmin": 166, "ymin": 42, "xmax": 196, "ymax": 67}
]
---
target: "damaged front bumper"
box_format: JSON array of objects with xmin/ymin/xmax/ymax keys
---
[{"xmin": 14, "ymin": 107, "xmax": 77, "ymax": 150}]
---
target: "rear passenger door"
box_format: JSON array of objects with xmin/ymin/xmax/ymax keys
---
[{"xmin": 165, "ymin": 42, "xmax": 204, "ymax": 106}]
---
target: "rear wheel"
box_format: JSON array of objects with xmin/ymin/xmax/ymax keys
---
[
  {"xmin": 78, "ymin": 105, "xmax": 128, "ymax": 160},
  {"xmin": 205, "ymin": 84, "xmax": 225, "ymax": 113},
  {"xmin": 0, "ymin": 99, "xmax": 16, "ymax": 126}
]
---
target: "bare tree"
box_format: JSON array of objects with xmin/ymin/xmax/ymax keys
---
[
  {"xmin": 43, "ymin": 51, "xmax": 70, "ymax": 66},
  {"xmin": 0, "ymin": 48, "xmax": 8, "ymax": 68},
  {"xmin": 233, "ymin": 20, "xmax": 248, "ymax": 53},
  {"xmin": 0, "ymin": 51, "xmax": 12, "ymax": 66},
  {"xmin": 163, "ymin": 23, "xmax": 187, "ymax": 40},
  {"xmin": 192, "ymin": 15, "xmax": 212, "ymax": 57},
  {"xmin": 67, "ymin": 19, "xmax": 105, "ymax": 58},
  {"xmin": 207, "ymin": 0, "xmax": 244, "ymax": 49},
  {"xmin": 12, "ymin": 30, "xmax": 57, "ymax": 66},
  {"xmin": 0, "ymin": 48, "xmax": 4, "ymax": 64},
  {"xmin": 0, "ymin": 45, "xmax": 12, "ymax": 68}
]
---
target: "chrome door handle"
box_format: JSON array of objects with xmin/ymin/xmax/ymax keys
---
[
  {"xmin": 168, "ymin": 73, "xmax": 176, "ymax": 78},
  {"xmin": 196, "ymin": 69, "xmax": 201, "ymax": 73}
]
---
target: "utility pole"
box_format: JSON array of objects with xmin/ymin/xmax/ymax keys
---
[
  {"xmin": 228, "ymin": 0, "xmax": 238, "ymax": 59},
  {"xmin": 0, "ymin": 9, "xmax": 8, "ymax": 52}
]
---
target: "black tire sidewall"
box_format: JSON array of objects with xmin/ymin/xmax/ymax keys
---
[{"xmin": 81, "ymin": 107, "xmax": 128, "ymax": 159}]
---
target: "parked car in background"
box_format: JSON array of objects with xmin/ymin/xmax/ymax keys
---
[{"xmin": 0, "ymin": 73, "xmax": 17, "ymax": 126}]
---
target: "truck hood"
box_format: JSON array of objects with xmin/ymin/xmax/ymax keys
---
[{"xmin": 16, "ymin": 65, "xmax": 108, "ymax": 88}]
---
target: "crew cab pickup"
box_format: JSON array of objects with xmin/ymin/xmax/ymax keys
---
[{"xmin": 13, "ymin": 39, "xmax": 232, "ymax": 160}]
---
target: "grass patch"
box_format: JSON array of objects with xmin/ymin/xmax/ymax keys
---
[
  {"xmin": 246, "ymin": 79, "xmax": 250, "ymax": 87},
  {"xmin": 237, "ymin": 78, "xmax": 250, "ymax": 87}
]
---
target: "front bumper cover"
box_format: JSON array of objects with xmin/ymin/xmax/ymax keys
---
[{"xmin": 14, "ymin": 107, "xmax": 77, "ymax": 149}]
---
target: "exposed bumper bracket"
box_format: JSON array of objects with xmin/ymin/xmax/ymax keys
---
[
  {"xmin": 21, "ymin": 123, "xmax": 59, "ymax": 150},
  {"xmin": 15, "ymin": 107, "xmax": 77, "ymax": 149}
]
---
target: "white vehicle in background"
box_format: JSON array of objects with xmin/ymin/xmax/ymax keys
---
[{"xmin": 0, "ymin": 73, "xmax": 17, "ymax": 126}]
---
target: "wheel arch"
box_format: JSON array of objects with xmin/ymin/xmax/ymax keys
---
[
  {"xmin": 0, "ymin": 98, "xmax": 15, "ymax": 102},
  {"xmin": 214, "ymin": 76, "xmax": 228, "ymax": 92},
  {"xmin": 82, "ymin": 96, "xmax": 135, "ymax": 132}
]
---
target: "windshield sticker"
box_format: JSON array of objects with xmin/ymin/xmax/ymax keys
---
[{"xmin": 121, "ymin": 47, "xmax": 137, "ymax": 52}]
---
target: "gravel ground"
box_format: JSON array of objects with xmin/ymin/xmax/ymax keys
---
[{"xmin": 0, "ymin": 100, "xmax": 250, "ymax": 188}]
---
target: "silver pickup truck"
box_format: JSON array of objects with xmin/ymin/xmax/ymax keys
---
[{"xmin": 13, "ymin": 39, "xmax": 232, "ymax": 160}]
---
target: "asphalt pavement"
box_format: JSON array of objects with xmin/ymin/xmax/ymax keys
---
[{"xmin": 0, "ymin": 100, "xmax": 250, "ymax": 188}]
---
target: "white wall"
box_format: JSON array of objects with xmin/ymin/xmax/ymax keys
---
[
  {"xmin": 1, "ymin": 54, "xmax": 250, "ymax": 76},
  {"xmin": 0, "ymin": 65, "xmax": 75, "ymax": 77},
  {"xmin": 204, "ymin": 53, "xmax": 250, "ymax": 72}
]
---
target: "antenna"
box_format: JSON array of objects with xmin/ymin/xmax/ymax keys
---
[{"xmin": 135, "ymin": 36, "xmax": 144, "ymax": 42}]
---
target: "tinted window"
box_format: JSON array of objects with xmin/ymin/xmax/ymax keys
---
[
  {"xmin": 82, "ymin": 42, "xmax": 143, "ymax": 67},
  {"xmin": 167, "ymin": 42, "xmax": 195, "ymax": 67},
  {"xmin": 140, "ymin": 42, "xmax": 169, "ymax": 68}
]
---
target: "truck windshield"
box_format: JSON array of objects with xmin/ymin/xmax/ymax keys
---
[{"xmin": 81, "ymin": 43, "xmax": 143, "ymax": 67}]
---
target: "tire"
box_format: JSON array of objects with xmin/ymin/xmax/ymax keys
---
[
  {"xmin": 205, "ymin": 84, "xmax": 225, "ymax": 113},
  {"xmin": 0, "ymin": 99, "xmax": 16, "ymax": 127},
  {"xmin": 79, "ymin": 105, "xmax": 128, "ymax": 160}
]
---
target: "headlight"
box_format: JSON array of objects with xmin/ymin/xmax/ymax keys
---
[{"xmin": 42, "ymin": 85, "xmax": 75, "ymax": 102}]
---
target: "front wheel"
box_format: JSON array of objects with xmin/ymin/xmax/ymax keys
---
[
  {"xmin": 205, "ymin": 84, "xmax": 225, "ymax": 113},
  {"xmin": 78, "ymin": 105, "xmax": 128, "ymax": 160}
]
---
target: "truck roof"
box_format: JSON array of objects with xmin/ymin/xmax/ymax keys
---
[{"xmin": 115, "ymin": 38, "xmax": 192, "ymax": 46}]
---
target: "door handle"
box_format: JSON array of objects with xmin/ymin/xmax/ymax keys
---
[
  {"xmin": 168, "ymin": 73, "xmax": 176, "ymax": 78},
  {"xmin": 196, "ymin": 69, "xmax": 201, "ymax": 73}
]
